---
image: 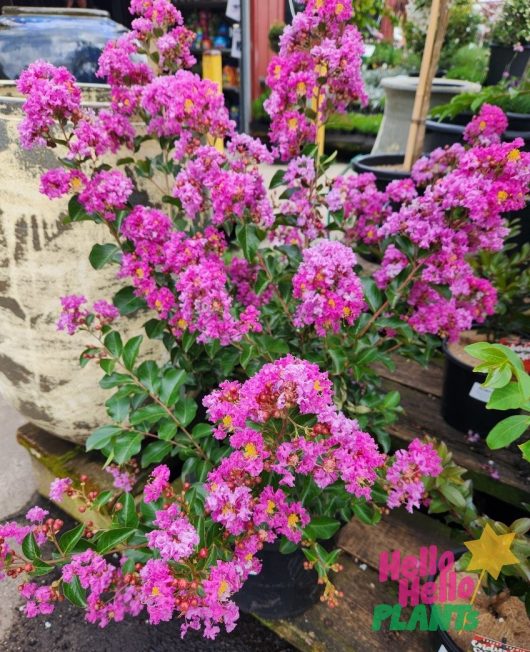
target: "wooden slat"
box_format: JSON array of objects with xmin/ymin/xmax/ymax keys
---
[
  {"xmin": 373, "ymin": 355, "xmax": 444, "ymax": 398},
  {"xmin": 383, "ymin": 379, "xmax": 530, "ymax": 504},
  {"xmin": 338, "ymin": 509, "xmax": 456, "ymax": 570}
]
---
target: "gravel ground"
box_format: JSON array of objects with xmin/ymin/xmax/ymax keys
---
[{"xmin": 0, "ymin": 496, "xmax": 294, "ymax": 652}]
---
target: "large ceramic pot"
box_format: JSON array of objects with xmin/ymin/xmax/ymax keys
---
[
  {"xmin": 485, "ymin": 44, "xmax": 530, "ymax": 86},
  {"xmin": 0, "ymin": 83, "xmax": 163, "ymax": 443},
  {"xmin": 371, "ymin": 76, "xmax": 480, "ymax": 155}
]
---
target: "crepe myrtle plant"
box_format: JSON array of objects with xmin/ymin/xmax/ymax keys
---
[{"xmin": 3, "ymin": 0, "xmax": 530, "ymax": 637}]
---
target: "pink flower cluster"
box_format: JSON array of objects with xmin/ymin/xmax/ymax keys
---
[
  {"xmin": 333, "ymin": 109, "xmax": 530, "ymax": 341},
  {"xmin": 17, "ymin": 61, "xmax": 81, "ymax": 149},
  {"xmin": 203, "ymin": 356, "xmax": 441, "ymax": 506},
  {"xmin": 62, "ymin": 549, "xmax": 142, "ymax": 626},
  {"xmin": 463, "ymin": 103, "xmax": 508, "ymax": 145},
  {"xmin": 119, "ymin": 207, "xmax": 263, "ymax": 345},
  {"xmin": 57, "ymin": 296, "xmax": 119, "ymax": 335},
  {"xmin": 292, "ymin": 241, "xmax": 366, "ymax": 335},
  {"xmin": 173, "ymin": 142, "xmax": 274, "ymax": 227},
  {"xmin": 386, "ymin": 440, "xmax": 443, "ymax": 512},
  {"xmin": 265, "ymin": 0, "xmax": 367, "ymax": 159}
]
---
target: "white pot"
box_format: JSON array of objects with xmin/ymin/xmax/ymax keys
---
[{"xmin": 0, "ymin": 82, "xmax": 164, "ymax": 443}]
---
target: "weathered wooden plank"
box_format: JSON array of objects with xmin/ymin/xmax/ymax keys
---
[
  {"xmin": 259, "ymin": 554, "xmax": 431, "ymax": 652},
  {"xmin": 338, "ymin": 509, "xmax": 456, "ymax": 570},
  {"xmin": 373, "ymin": 355, "xmax": 445, "ymax": 398},
  {"xmin": 383, "ymin": 378, "xmax": 530, "ymax": 504}
]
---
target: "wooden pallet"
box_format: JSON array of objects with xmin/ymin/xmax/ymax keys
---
[{"xmin": 16, "ymin": 354, "xmax": 530, "ymax": 652}]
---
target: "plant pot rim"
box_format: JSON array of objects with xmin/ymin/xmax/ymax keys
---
[
  {"xmin": 0, "ymin": 81, "xmax": 111, "ymax": 109},
  {"xmin": 2, "ymin": 7, "xmax": 110, "ymax": 19},
  {"xmin": 490, "ymin": 42, "xmax": 530, "ymax": 50},
  {"xmin": 352, "ymin": 153, "xmax": 410, "ymax": 180}
]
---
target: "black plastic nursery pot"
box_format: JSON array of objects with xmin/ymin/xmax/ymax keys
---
[
  {"xmin": 351, "ymin": 153, "xmax": 410, "ymax": 191},
  {"xmin": 234, "ymin": 543, "xmax": 323, "ymax": 619},
  {"xmin": 424, "ymin": 115, "xmax": 469, "ymax": 152},
  {"xmin": 441, "ymin": 342, "xmax": 518, "ymax": 438},
  {"xmin": 485, "ymin": 44, "xmax": 530, "ymax": 86}
]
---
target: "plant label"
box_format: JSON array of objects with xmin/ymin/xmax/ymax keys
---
[{"xmin": 468, "ymin": 382, "xmax": 493, "ymax": 403}]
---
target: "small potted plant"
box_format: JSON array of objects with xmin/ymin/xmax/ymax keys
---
[
  {"xmin": 441, "ymin": 222, "xmax": 530, "ymax": 438},
  {"xmin": 485, "ymin": 0, "xmax": 530, "ymax": 85},
  {"xmin": 425, "ymin": 439, "xmax": 530, "ymax": 651}
]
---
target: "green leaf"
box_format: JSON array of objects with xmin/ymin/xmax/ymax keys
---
[
  {"xmin": 520, "ymin": 440, "xmax": 530, "ymax": 463},
  {"xmin": 118, "ymin": 494, "xmax": 139, "ymax": 528},
  {"xmin": 329, "ymin": 349, "xmax": 347, "ymax": 374},
  {"xmin": 141, "ymin": 441, "xmax": 173, "ymax": 467},
  {"xmin": 104, "ymin": 331, "xmax": 123, "ymax": 358},
  {"xmin": 240, "ymin": 344, "xmax": 255, "ymax": 370},
  {"xmin": 123, "ymin": 336, "xmax": 143, "ymax": 371},
  {"xmin": 144, "ymin": 319, "xmax": 166, "ymax": 340},
  {"xmin": 439, "ymin": 485, "xmax": 466, "ymax": 509},
  {"xmin": 192, "ymin": 423, "xmax": 212, "ymax": 440},
  {"xmin": 63, "ymin": 576, "xmax": 87, "ymax": 608},
  {"xmin": 130, "ymin": 404, "xmax": 167, "ymax": 426},
  {"xmin": 353, "ymin": 501, "xmax": 379, "ymax": 525},
  {"xmin": 486, "ymin": 415, "xmax": 530, "ymax": 450},
  {"xmin": 304, "ymin": 517, "xmax": 341, "ymax": 541},
  {"xmin": 279, "ymin": 538, "xmax": 298, "ymax": 554},
  {"xmin": 483, "ymin": 363, "xmax": 512, "ymax": 389},
  {"xmin": 22, "ymin": 533, "xmax": 40, "ymax": 561},
  {"xmin": 59, "ymin": 523, "xmax": 85, "ymax": 554},
  {"xmin": 236, "ymin": 223, "xmax": 260, "ymax": 262},
  {"xmin": 86, "ymin": 425, "xmax": 122, "ymax": 451},
  {"xmin": 92, "ymin": 490, "xmax": 113, "ymax": 510},
  {"xmin": 113, "ymin": 434, "xmax": 143, "ymax": 465},
  {"xmin": 158, "ymin": 421, "xmax": 178, "ymax": 441},
  {"xmin": 89, "ymin": 243, "xmax": 120, "ymax": 269},
  {"xmin": 137, "ymin": 360, "xmax": 159, "ymax": 393},
  {"xmin": 269, "ymin": 169, "xmax": 285, "ymax": 189},
  {"xmin": 30, "ymin": 560, "xmax": 54, "ymax": 578},
  {"xmin": 96, "ymin": 528, "xmax": 135, "ymax": 555},
  {"xmin": 113, "ymin": 286, "xmax": 146, "ymax": 316},
  {"xmin": 361, "ymin": 277, "xmax": 383, "ymax": 312},
  {"xmin": 66, "ymin": 195, "xmax": 90, "ymax": 223},
  {"xmin": 487, "ymin": 383, "xmax": 525, "ymax": 411},
  {"xmin": 99, "ymin": 372, "xmax": 131, "ymax": 389},
  {"xmin": 159, "ymin": 368, "xmax": 188, "ymax": 406},
  {"xmin": 174, "ymin": 397, "xmax": 197, "ymax": 427}
]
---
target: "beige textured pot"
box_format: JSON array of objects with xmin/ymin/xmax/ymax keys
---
[{"xmin": 0, "ymin": 82, "xmax": 164, "ymax": 443}]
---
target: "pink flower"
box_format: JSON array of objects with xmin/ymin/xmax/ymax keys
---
[
  {"xmin": 140, "ymin": 559, "xmax": 176, "ymax": 625},
  {"xmin": 79, "ymin": 170, "xmax": 133, "ymax": 221},
  {"xmin": 386, "ymin": 440, "xmax": 442, "ymax": 513},
  {"xmin": 56, "ymin": 295, "xmax": 88, "ymax": 335},
  {"xmin": 17, "ymin": 61, "xmax": 81, "ymax": 149},
  {"xmin": 292, "ymin": 241, "xmax": 366, "ymax": 335},
  {"xmin": 106, "ymin": 464, "xmax": 136, "ymax": 492},
  {"xmin": 20, "ymin": 583, "xmax": 56, "ymax": 619},
  {"xmin": 464, "ymin": 104, "xmax": 508, "ymax": 145},
  {"xmin": 147, "ymin": 504, "xmax": 199, "ymax": 562},
  {"xmin": 49, "ymin": 477, "xmax": 73, "ymax": 502},
  {"xmin": 26, "ymin": 507, "xmax": 49, "ymax": 523},
  {"xmin": 143, "ymin": 465, "xmax": 170, "ymax": 503}
]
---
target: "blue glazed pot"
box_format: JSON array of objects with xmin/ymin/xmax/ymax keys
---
[{"xmin": 0, "ymin": 7, "xmax": 127, "ymax": 82}]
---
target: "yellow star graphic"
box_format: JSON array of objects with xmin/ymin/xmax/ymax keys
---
[{"xmin": 464, "ymin": 523, "xmax": 520, "ymax": 580}]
